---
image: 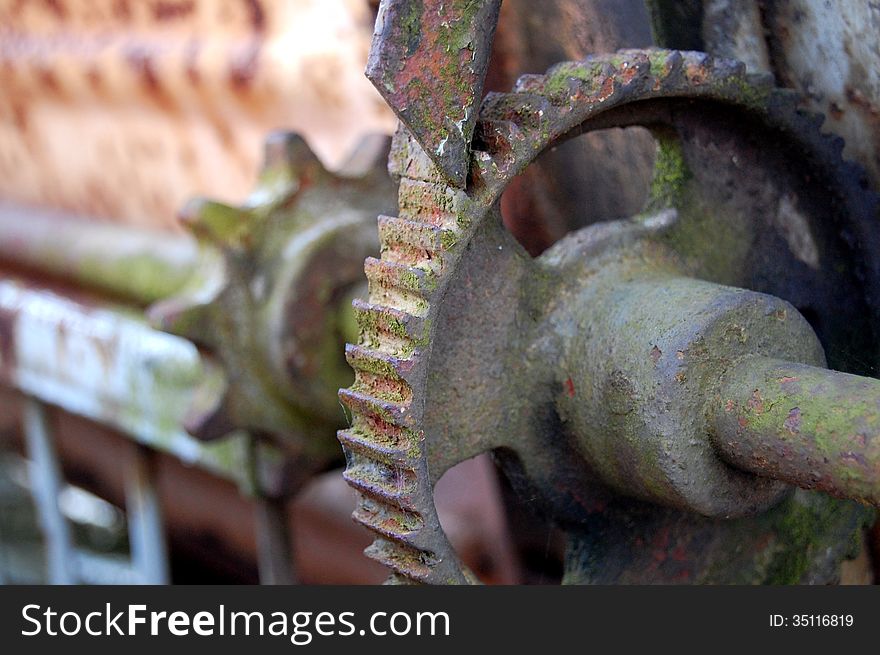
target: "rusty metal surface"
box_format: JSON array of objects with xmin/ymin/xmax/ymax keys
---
[
  {"xmin": 0, "ymin": 277, "xmax": 269, "ymax": 489},
  {"xmin": 486, "ymin": 0, "xmax": 656, "ymax": 254},
  {"xmin": 2, "ymin": 0, "xmax": 878, "ymax": 587},
  {"xmin": 714, "ymin": 357, "xmax": 880, "ymax": 506},
  {"xmin": 341, "ymin": 46, "xmax": 880, "ymax": 583},
  {"xmin": 0, "ymin": 0, "xmax": 396, "ymax": 229},
  {"xmin": 366, "ymin": 0, "xmax": 501, "ymax": 187},
  {"xmin": 148, "ymin": 131, "xmax": 396, "ymax": 460},
  {"xmin": 651, "ymin": 0, "xmax": 880, "ymax": 193},
  {"xmin": 0, "ymin": 202, "xmax": 199, "ymax": 303},
  {"xmin": 761, "ymin": 1, "xmax": 880, "ymax": 191}
]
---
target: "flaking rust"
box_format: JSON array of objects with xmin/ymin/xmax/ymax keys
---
[
  {"xmin": 343, "ymin": 47, "xmax": 880, "ymax": 584},
  {"xmin": 366, "ymin": 0, "xmax": 502, "ymax": 187}
]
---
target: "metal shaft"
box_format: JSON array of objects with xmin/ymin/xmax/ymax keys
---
[
  {"xmin": 0, "ymin": 202, "xmax": 198, "ymax": 303},
  {"xmin": 22, "ymin": 398, "xmax": 77, "ymax": 584},
  {"xmin": 254, "ymin": 496, "xmax": 297, "ymax": 585},
  {"xmin": 125, "ymin": 448, "xmax": 170, "ymax": 585},
  {"xmin": 712, "ymin": 355, "xmax": 880, "ymax": 505}
]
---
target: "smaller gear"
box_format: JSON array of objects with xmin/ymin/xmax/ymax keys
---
[{"xmin": 150, "ymin": 132, "xmax": 396, "ymax": 472}]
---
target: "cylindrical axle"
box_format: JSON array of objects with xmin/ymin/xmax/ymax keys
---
[
  {"xmin": 712, "ymin": 356, "xmax": 880, "ymax": 505},
  {"xmin": 0, "ymin": 202, "xmax": 198, "ymax": 303}
]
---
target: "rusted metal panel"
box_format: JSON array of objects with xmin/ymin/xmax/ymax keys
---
[
  {"xmin": 0, "ymin": 0, "xmax": 396, "ymax": 229},
  {"xmin": 366, "ymin": 0, "xmax": 502, "ymax": 186},
  {"xmin": 0, "ymin": 278, "xmax": 266, "ymax": 489},
  {"xmin": 653, "ymin": 0, "xmax": 880, "ymax": 192},
  {"xmin": 761, "ymin": 1, "xmax": 880, "ymax": 190}
]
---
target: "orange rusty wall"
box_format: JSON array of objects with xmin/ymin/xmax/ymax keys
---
[{"xmin": 0, "ymin": 0, "xmax": 396, "ymax": 230}]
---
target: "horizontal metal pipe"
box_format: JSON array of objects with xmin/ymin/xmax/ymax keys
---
[
  {"xmin": 712, "ymin": 356, "xmax": 880, "ymax": 505},
  {"xmin": 0, "ymin": 203, "xmax": 198, "ymax": 303}
]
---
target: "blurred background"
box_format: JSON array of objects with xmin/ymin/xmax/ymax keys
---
[{"xmin": 0, "ymin": 0, "xmax": 878, "ymax": 584}]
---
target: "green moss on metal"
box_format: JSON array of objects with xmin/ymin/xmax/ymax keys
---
[
  {"xmin": 646, "ymin": 135, "xmax": 691, "ymax": 212},
  {"xmin": 79, "ymin": 253, "xmax": 190, "ymax": 303},
  {"xmin": 400, "ymin": 0, "xmax": 424, "ymax": 57},
  {"xmin": 439, "ymin": 229, "xmax": 458, "ymax": 250},
  {"xmin": 352, "ymin": 355, "xmax": 399, "ymax": 379},
  {"xmin": 387, "ymin": 315, "xmax": 409, "ymax": 340},
  {"xmin": 542, "ymin": 62, "xmax": 604, "ymax": 99},
  {"xmin": 721, "ymin": 75, "xmax": 771, "ymax": 110},
  {"xmin": 762, "ymin": 494, "xmax": 874, "ymax": 584},
  {"xmin": 400, "ymin": 269, "xmax": 423, "ymax": 291},
  {"xmin": 648, "ymin": 50, "xmax": 670, "ymax": 78},
  {"xmin": 767, "ymin": 499, "xmax": 827, "ymax": 583},
  {"xmin": 732, "ymin": 372, "xmax": 880, "ymax": 465}
]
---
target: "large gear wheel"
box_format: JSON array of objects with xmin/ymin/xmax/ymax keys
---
[{"xmin": 339, "ymin": 49, "xmax": 880, "ymax": 584}]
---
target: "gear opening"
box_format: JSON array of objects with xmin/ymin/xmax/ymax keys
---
[{"xmin": 499, "ymin": 127, "xmax": 656, "ymax": 256}]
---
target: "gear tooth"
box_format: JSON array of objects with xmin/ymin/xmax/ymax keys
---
[
  {"xmin": 181, "ymin": 387, "xmax": 235, "ymax": 441},
  {"xmin": 396, "ymin": 178, "xmax": 467, "ymax": 228},
  {"xmin": 388, "ymin": 126, "xmax": 450, "ymax": 185},
  {"xmin": 338, "ymin": 428, "xmax": 417, "ymax": 467},
  {"xmin": 346, "ymin": 343, "xmax": 418, "ymax": 387},
  {"xmin": 693, "ymin": 51, "xmax": 714, "ymax": 68},
  {"xmin": 645, "ymin": 49, "xmax": 684, "ymax": 81},
  {"xmin": 617, "ymin": 50, "xmax": 651, "ymax": 75},
  {"xmin": 377, "ymin": 215, "xmax": 449, "ymax": 255},
  {"xmin": 338, "ymin": 387, "xmax": 411, "ymax": 426},
  {"xmin": 597, "ymin": 60, "xmax": 617, "ymax": 79},
  {"xmin": 365, "ymin": 257, "xmax": 436, "ymax": 299},
  {"xmin": 353, "ymin": 502, "xmax": 424, "ymax": 542},
  {"xmin": 352, "ymin": 297, "xmax": 429, "ymax": 347},
  {"xmin": 344, "ymin": 459, "xmax": 418, "ymax": 506},
  {"xmin": 180, "ymin": 198, "xmax": 258, "ymax": 248},
  {"xmin": 513, "ymin": 74, "xmax": 545, "ymax": 93},
  {"xmin": 665, "ymin": 50, "xmax": 684, "ymax": 73},
  {"xmin": 714, "ymin": 56, "xmax": 746, "ymax": 78},
  {"xmin": 364, "ymin": 539, "xmax": 435, "ymax": 583},
  {"xmin": 747, "ymin": 71, "xmax": 776, "ymax": 90},
  {"xmin": 337, "ymin": 134, "xmax": 393, "ymax": 178},
  {"xmin": 147, "ymin": 295, "xmax": 213, "ymax": 340},
  {"xmin": 248, "ymin": 132, "xmax": 326, "ymax": 206},
  {"xmin": 262, "ymin": 131, "xmax": 322, "ymax": 177}
]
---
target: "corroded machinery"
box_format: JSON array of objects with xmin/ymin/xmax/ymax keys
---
[
  {"xmin": 339, "ymin": 0, "xmax": 880, "ymax": 583},
  {"xmin": 0, "ymin": 0, "xmax": 521, "ymax": 586},
  {"xmin": 2, "ymin": 0, "xmax": 880, "ymax": 586}
]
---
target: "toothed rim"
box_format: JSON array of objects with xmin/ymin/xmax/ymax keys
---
[{"xmin": 338, "ymin": 48, "xmax": 880, "ymax": 584}]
